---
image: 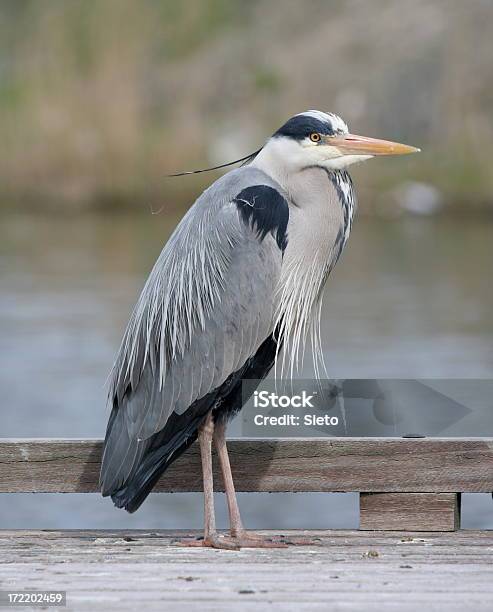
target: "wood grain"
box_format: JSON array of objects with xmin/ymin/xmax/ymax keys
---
[
  {"xmin": 1, "ymin": 438, "xmax": 493, "ymax": 493},
  {"xmin": 360, "ymin": 492, "xmax": 461, "ymax": 531},
  {"xmin": 1, "ymin": 529, "xmax": 493, "ymax": 611}
]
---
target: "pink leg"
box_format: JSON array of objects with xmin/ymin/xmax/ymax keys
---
[
  {"xmin": 179, "ymin": 413, "xmax": 238, "ymax": 549},
  {"xmin": 177, "ymin": 415, "xmax": 317, "ymax": 549},
  {"xmin": 214, "ymin": 420, "xmax": 287, "ymax": 548}
]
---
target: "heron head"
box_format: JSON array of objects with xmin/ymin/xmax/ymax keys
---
[{"xmin": 259, "ymin": 110, "xmax": 419, "ymax": 172}]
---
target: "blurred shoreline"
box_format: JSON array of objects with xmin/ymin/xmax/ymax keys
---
[{"xmin": 1, "ymin": 0, "xmax": 493, "ymax": 214}]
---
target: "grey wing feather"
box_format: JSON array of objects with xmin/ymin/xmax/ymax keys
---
[{"xmin": 100, "ymin": 167, "xmax": 284, "ymax": 494}]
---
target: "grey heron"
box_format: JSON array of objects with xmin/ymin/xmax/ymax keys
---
[{"xmin": 100, "ymin": 110, "xmax": 418, "ymax": 549}]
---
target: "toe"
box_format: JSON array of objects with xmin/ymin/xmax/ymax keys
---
[
  {"xmin": 206, "ymin": 534, "xmax": 241, "ymax": 551},
  {"xmin": 231, "ymin": 531, "xmax": 288, "ymax": 548}
]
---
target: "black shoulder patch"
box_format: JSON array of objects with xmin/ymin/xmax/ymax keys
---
[{"xmin": 233, "ymin": 185, "xmax": 289, "ymax": 252}]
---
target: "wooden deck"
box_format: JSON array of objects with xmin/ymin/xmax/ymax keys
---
[
  {"xmin": 2, "ymin": 438, "xmax": 493, "ymax": 608},
  {"xmin": 1, "ymin": 529, "xmax": 493, "ymax": 611}
]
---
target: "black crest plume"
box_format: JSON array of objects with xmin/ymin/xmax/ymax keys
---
[{"xmin": 166, "ymin": 148, "xmax": 262, "ymax": 177}]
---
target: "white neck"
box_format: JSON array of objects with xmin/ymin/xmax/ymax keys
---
[{"xmin": 252, "ymin": 141, "xmax": 356, "ymax": 378}]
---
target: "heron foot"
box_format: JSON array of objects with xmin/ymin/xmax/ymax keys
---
[
  {"xmin": 229, "ymin": 530, "xmax": 288, "ymax": 548},
  {"xmin": 176, "ymin": 531, "xmax": 319, "ymax": 549},
  {"xmin": 203, "ymin": 533, "xmax": 241, "ymax": 550},
  {"xmin": 234, "ymin": 531, "xmax": 322, "ymax": 547},
  {"xmin": 177, "ymin": 532, "xmax": 240, "ymax": 550}
]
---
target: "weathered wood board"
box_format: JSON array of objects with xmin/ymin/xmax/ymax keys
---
[
  {"xmin": 1, "ymin": 529, "xmax": 493, "ymax": 611},
  {"xmin": 1, "ymin": 438, "xmax": 493, "ymax": 493},
  {"xmin": 360, "ymin": 492, "xmax": 461, "ymax": 531}
]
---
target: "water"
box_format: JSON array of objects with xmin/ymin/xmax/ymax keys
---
[{"xmin": 0, "ymin": 211, "xmax": 492, "ymax": 528}]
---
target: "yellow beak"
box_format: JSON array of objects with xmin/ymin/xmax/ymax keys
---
[{"xmin": 326, "ymin": 133, "xmax": 420, "ymax": 156}]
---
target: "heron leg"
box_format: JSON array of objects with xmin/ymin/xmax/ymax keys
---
[
  {"xmin": 179, "ymin": 412, "xmax": 239, "ymax": 550},
  {"xmin": 213, "ymin": 419, "xmax": 287, "ymax": 549}
]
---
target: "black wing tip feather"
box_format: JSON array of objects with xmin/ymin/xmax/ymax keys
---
[
  {"xmin": 99, "ymin": 387, "xmax": 213, "ymax": 512},
  {"xmin": 107, "ymin": 428, "xmax": 199, "ymax": 513}
]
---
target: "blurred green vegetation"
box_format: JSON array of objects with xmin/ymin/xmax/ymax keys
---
[{"xmin": 0, "ymin": 0, "xmax": 492, "ymax": 214}]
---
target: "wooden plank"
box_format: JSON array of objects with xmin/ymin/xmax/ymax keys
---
[
  {"xmin": 1, "ymin": 530, "xmax": 493, "ymax": 611},
  {"xmin": 0, "ymin": 438, "xmax": 493, "ymax": 493},
  {"xmin": 360, "ymin": 492, "xmax": 461, "ymax": 531}
]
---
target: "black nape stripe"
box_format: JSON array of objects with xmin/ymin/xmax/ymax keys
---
[
  {"xmin": 274, "ymin": 115, "xmax": 336, "ymax": 140},
  {"xmin": 234, "ymin": 185, "xmax": 289, "ymax": 252}
]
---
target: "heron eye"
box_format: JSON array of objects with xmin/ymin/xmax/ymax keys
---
[{"xmin": 309, "ymin": 133, "xmax": 321, "ymax": 143}]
